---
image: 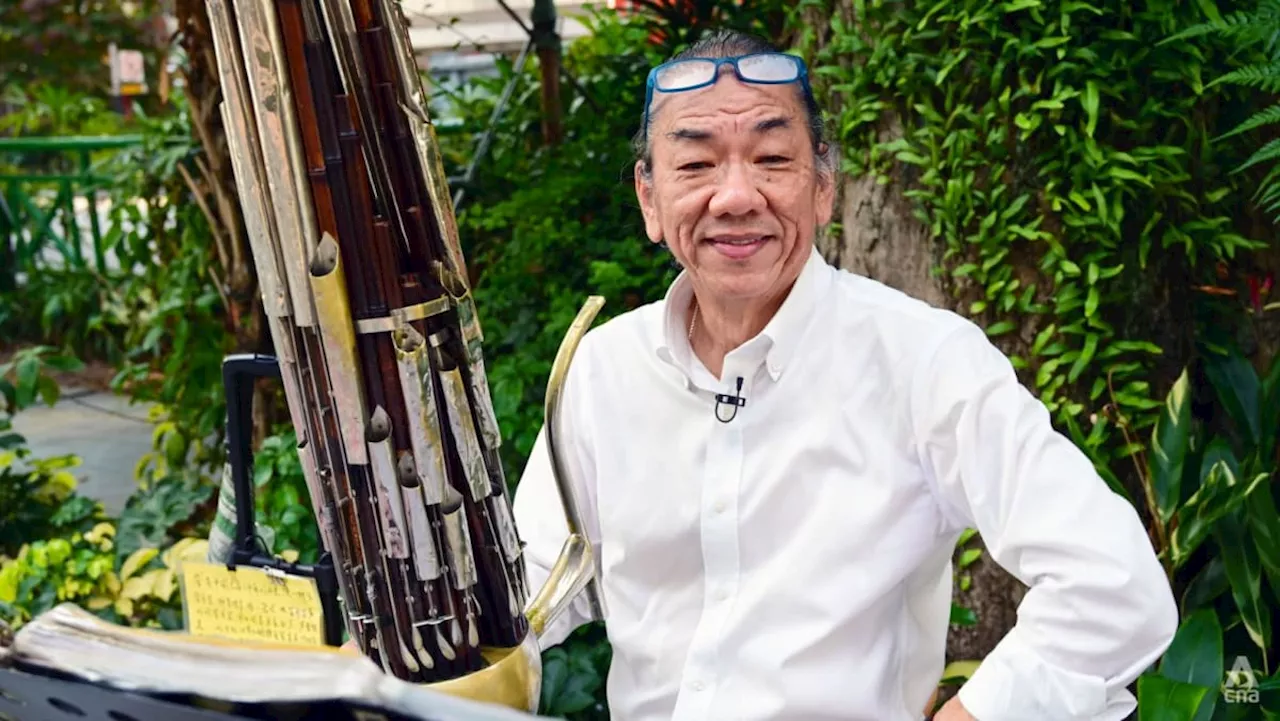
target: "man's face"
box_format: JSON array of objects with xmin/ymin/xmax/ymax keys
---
[{"xmin": 636, "ymin": 67, "xmax": 835, "ymax": 306}]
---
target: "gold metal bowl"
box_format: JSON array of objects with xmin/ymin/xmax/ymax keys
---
[{"xmin": 425, "ymin": 531, "xmax": 596, "ymax": 713}]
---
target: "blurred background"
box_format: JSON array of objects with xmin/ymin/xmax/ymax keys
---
[{"xmin": 1, "ymin": 0, "xmax": 1278, "ymax": 717}]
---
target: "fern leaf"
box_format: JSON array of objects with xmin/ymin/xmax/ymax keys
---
[
  {"xmin": 1209, "ymin": 62, "xmax": 1280, "ymax": 93},
  {"xmin": 1257, "ymin": 181, "xmax": 1280, "ymax": 211},
  {"xmin": 1162, "ymin": 1, "xmax": 1280, "ymax": 47},
  {"xmin": 1218, "ymin": 102, "xmax": 1280, "ymax": 140},
  {"xmin": 1255, "ymin": 166, "xmax": 1280, "ymax": 202},
  {"xmin": 1235, "ymin": 136, "xmax": 1280, "ymax": 174}
]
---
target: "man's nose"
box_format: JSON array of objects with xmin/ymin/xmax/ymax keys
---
[{"xmin": 708, "ymin": 161, "xmax": 765, "ymax": 217}]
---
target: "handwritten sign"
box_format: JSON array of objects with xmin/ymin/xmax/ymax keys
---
[{"xmin": 180, "ymin": 561, "xmax": 326, "ymax": 648}]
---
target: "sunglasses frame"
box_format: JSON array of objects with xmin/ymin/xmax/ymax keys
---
[{"xmin": 641, "ymin": 53, "xmax": 814, "ymax": 142}]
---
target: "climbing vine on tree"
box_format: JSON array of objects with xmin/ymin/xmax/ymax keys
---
[{"xmin": 792, "ymin": 0, "xmax": 1276, "ymax": 494}]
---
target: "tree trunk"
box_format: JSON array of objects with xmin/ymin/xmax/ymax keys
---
[{"xmin": 172, "ymin": 0, "xmax": 277, "ymax": 444}]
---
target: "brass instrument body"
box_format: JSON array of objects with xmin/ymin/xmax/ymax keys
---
[{"xmin": 206, "ymin": 0, "xmax": 604, "ymax": 712}]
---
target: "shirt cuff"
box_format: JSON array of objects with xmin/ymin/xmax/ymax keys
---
[{"xmin": 956, "ymin": 628, "xmax": 1129, "ymax": 721}]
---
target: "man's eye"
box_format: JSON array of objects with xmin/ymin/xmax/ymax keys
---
[
  {"xmin": 678, "ymin": 161, "xmax": 712, "ymax": 171},
  {"xmin": 759, "ymin": 155, "xmax": 790, "ymax": 165}
]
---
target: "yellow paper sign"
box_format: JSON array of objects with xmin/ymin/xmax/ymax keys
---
[{"xmin": 180, "ymin": 561, "xmax": 326, "ymax": 648}]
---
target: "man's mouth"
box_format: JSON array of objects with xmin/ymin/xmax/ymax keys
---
[{"xmin": 705, "ymin": 234, "xmax": 772, "ymax": 259}]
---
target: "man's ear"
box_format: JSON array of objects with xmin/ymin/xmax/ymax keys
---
[
  {"xmin": 815, "ymin": 145, "xmax": 837, "ymax": 227},
  {"xmin": 634, "ymin": 161, "xmax": 663, "ymax": 244}
]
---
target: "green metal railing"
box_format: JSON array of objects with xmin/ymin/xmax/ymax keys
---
[
  {"xmin": 0, "ymin": 119, "xmax": 475, "ymax": 294},
  {"xmin": 0, "ymin": 135, "xmax": 144, "ymax": 291}
]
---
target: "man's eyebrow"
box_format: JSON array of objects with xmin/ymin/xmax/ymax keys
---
[
  {"xmin": 666, "ymin": 127, "xmax": 712, "ymax": 142},
  {"xmin": 665, "ymin": 117, "xmax": 792, "ymax": 142},
  {"xmin": 756, "ymin": 116, "xmax": 790, "ymax": 132}
]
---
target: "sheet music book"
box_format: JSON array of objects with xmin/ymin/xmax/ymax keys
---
[{"xmin": 1, "ymin": 604, "xmax": 544, "ymax": 721}]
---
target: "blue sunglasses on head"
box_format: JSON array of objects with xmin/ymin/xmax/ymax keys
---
[{"xmin": 642, "ymin": 53, "xmax": 815, "ymax": 141}]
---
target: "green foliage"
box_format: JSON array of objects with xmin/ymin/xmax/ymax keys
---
[
  {"xmin": 618, "ymin": 0, "xmax": 792, "ymax": 54},
  {"xmin": 794, "ymin": 0, "xmax": 1276, "ymax": 488},
  {"xmin": 1, "ymin": 94, "xmax": 231, "ymax": 465},
  {"xmin": 1170, "ymin": 0, "xmax": 1280, "ymax": 222},
  {"xmin": 0, "ymin": 346, "xmax": 102, "ymax": 558},
  {"xmin": 0, "ymin": 83, "xmax": 130, "ymax": 139},
  {"xmin": 440, "ymin": 10, "xmax": 678, "ymax": 480},
  {"xmin": 0, "ymin": 0, "xmax": 166, "ymax": 98},
  {"xmin": 96, "ymin": 100, "xmax": 234, "ymax": 462},
  {"xmin": 252, "ymin": 428, "xmax": 321, "ymax": 564},
  {"xmin": 0, "ymin": 525, "xmax": 208, "ymax": 633},
  {"xmin": 0, "ymin": 448, "xmax": 100, "ymax": 560},
  {"xmin": 0, "ymin": 522, "xmax": 121, "ymax": 629},
  {"xmin": 113, "ymin": 468, "xmax": 215, "ymax": 566},
  {"xmin": 790, "ymin": 0, "xmax": 1280, "ymax": 716},
  {"xmin": 1134, "ymin": 348, "xmax": 1280, "ymax": 717},
  {"xmin": 539, "ymin": 624, "xmax": 613, "ymax": 720}
]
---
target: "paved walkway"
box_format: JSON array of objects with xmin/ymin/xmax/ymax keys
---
[{"xmin": 10, "ymin": 388, "xmax": 155, "ymax": 517}]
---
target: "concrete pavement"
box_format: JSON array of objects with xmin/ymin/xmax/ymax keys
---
[{"xmin": 9, "ymin": 388, "xmax": 154, "ymax": 516}]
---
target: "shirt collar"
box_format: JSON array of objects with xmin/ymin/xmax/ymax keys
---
[{"xmin": 655, "ymin": 245, "xmax": 832, "ymax": 383}]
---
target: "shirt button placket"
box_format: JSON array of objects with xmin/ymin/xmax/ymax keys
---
[{"xmin": 675, "ymin": 370, "xmax": 748, "ymax": 721}]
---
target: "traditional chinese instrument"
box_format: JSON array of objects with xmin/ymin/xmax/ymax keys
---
[{"xmin": 203, "ymin": 0, "xmax": 601, "ymax": 709}]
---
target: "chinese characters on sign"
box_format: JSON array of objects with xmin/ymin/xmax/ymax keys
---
[{"xmin": 180, "ymin": 561, "xmax": 326, "ymax": 648}]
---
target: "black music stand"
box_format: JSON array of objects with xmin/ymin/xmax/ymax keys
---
[{"xmin": 220, "ymin": 352, "xmax": 345, "ymax": 647}]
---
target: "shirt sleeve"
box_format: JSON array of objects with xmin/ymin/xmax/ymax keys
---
[
  {"xmin": 510, "ymin": 333, "xmax": 604, "ymax": 650},
  {"xmin": 910, "ymin": 320, "xmax": 1179, "ymax": 721}
]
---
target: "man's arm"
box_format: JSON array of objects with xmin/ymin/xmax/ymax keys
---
[
  {"xmin": 911, "ymin": 320, "xmax": 1178, "ymax": 721},
  {"xmin": 511, "ymin": 337, "xmax": 604, "ymax": 650}
]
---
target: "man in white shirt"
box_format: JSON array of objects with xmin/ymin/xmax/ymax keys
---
[{"xmin": 511, "ymin": 28, "xmax": 1178, "ymax": 721}]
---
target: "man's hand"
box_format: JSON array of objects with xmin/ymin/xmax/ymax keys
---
[{"xmin": 932, "ymin": 695, "xmax": 977, "ymax": 721}]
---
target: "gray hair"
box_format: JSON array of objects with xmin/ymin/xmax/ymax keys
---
[{"xmin": 632, "ymin": 29, "xmax": 837, "ymax": 183}]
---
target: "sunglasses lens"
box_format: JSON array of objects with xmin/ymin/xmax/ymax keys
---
[
  {"xmin": 655, "ymin": 59, "xmax": 717, "ymax": 90},
  {"xmin": 738, "ymin": 54, "xmax": 800, "ymax": 82}
]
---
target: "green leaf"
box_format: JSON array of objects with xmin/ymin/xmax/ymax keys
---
[
  {"xmin": 1158, "ymin": 609, "xmax": 1222, "ymax": 721},
  {"xmin": 1150, "ymin": 370, "xmax": 1192, "ymax": 525},
  {"xmin": 985, "ymin": 320, "xmax": 1017, "ymax": 336},
  {"xmin": 1171, "ymin": 462, "xmax": 1267, "ymax": 568},
  {"xmin": 1217, "ymin": 514, "xmax": 1273, "ymax": 654},
  {"xmin": 1137, "ymin": 674, "xmax": 1212, "ymax": 721},
  {"xmin": 1082, "ymin": 80, "xmax": 1100, "ymax": 136},
  {"xmin": 1261, "ymin": 351, "xmax": 1280, "ymax": 459},
  {"xmin": 1192, "ymin": 0, "xmax": 1222, "ymax": 23},
  {"xmin": 1068, "ymin": 333, "xmax": 1099, "ymax": 382},
  {"xmin": 254, "ymin": 461, "xmax": 273, "ymax": 488},
  {"xmin": 1110, "ymin": 166, "xmax": 1154, "ymax": 186},
  {"xmin": 1181, "ymin": 558, "xmax": 1229, "ymax": 612},
  {"xmin": 950, "ymin": 604, "xmax": 977, "ymax": 626},
  {"xmin": 1245, "ymin": 484, "xmax": 1280, "ymax": 607},
  {"xmin": 14, "ymin": 354, "xmax": 39, "ymax": 410},
  {"xmin": 1203, "ymin": 351, "xmax": 1261, "ymax": 448}
]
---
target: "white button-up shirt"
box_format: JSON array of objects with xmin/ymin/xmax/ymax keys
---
[{"xmin": 512, "ymin": 247, "xmax": 1177, "ymax": 721}]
